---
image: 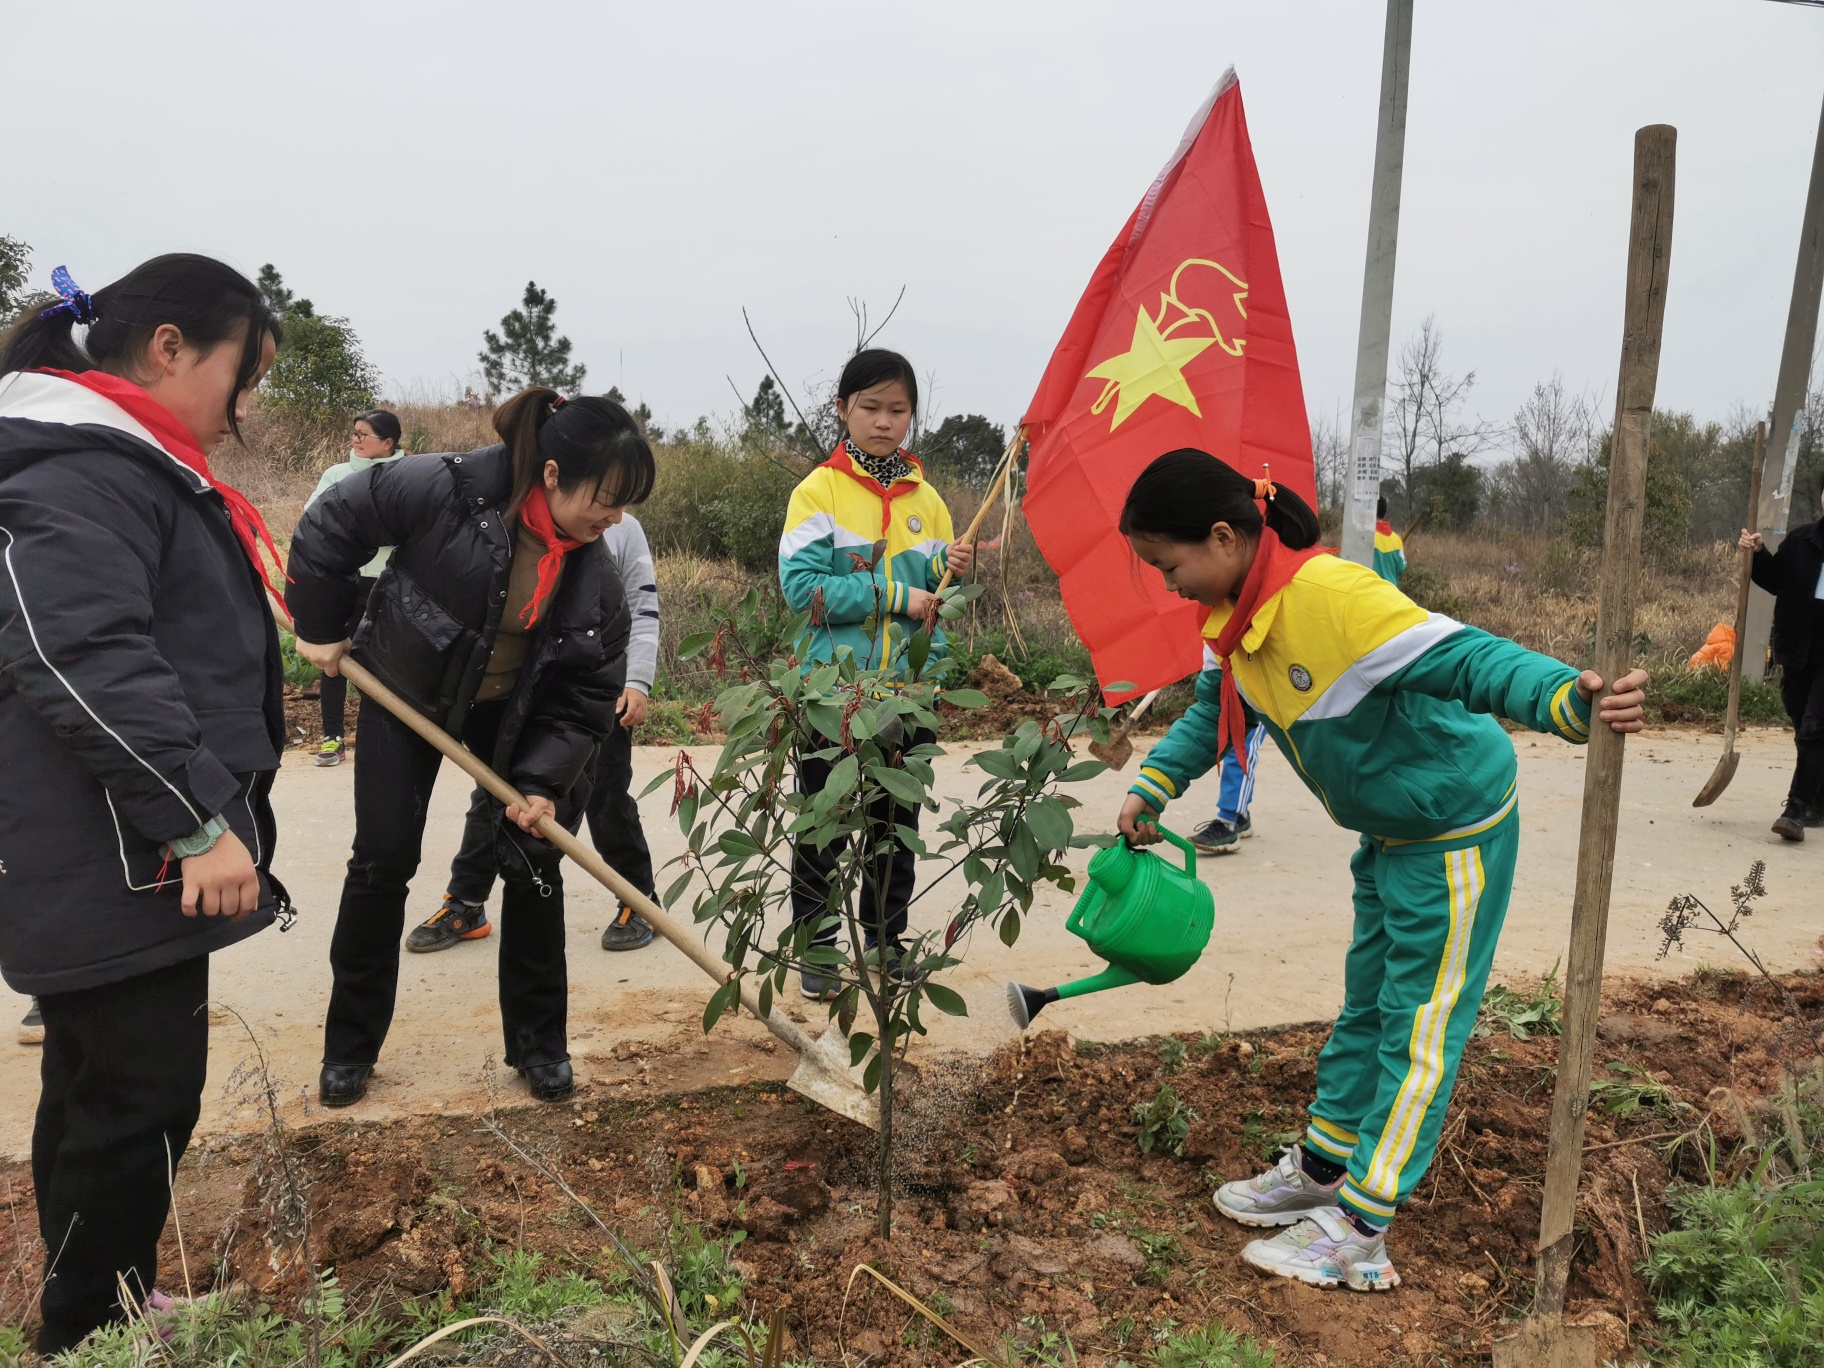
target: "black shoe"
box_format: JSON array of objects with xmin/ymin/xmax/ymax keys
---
[
  {"xmin": 1773, "ymin": 801, "xmax": 1807, "ymax": 842},
  {"xmin": 801, "ymin": 972, "xmax": 842, "ymax": 1001},
  {"xmin": 518, "ymin": 1059, "xmax": 574, "ymax": 1103},
  {"xmin": 406, "ymin": 894, "xmax": 491, "ymax": 953},
  {"xmin": 319, "ymin": 1063, "xmax": 371, "ymax": 1108},
  {"xmin": 1804, "ymin": 803, "xmax": 1824, "ymax": 829},
  {"xmin": 1190, "ymin": 818, "xmax": 1241, "ymax": 854},
  {"xmin": 601, "ymin": 904, "xmax": 654, "ymax": 952},
  {"xmin": 18, "ymin": 999, "xmax": 43, "ymax": 1046}
]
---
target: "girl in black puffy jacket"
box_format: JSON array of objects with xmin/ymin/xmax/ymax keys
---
[{"xmin": 286, "ymin": 389, "xmax": 650, "ymax": 1107}]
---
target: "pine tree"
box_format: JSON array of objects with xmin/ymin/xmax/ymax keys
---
[
  {"xmin": 256, "ymin": 264, "xmax": 314, "ymax": 319},
  {"xmin": 479, "ymin": 281, "xmax": 586, "ymax": 396}
]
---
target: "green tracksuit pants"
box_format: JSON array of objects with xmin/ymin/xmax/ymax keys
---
[{"xmin": 1301, "ymin": 810, "xmax": 1519, "ymax": 1228}]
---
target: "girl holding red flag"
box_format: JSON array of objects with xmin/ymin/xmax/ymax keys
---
[
  {"xmin": 0, "ymin": 254, "xmax": 287, "ymax": 1353},
  {"xmin": 1115, "ymin": 449, "xmax": 1647, "ymax": 1293},
  {"xmin": 286, "ymin": 389, "xmax": 647, "ymax": 1109}
]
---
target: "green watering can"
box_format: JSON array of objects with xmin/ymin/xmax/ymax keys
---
[{"xmin": 1006, "ymin": 824, "xmax": 1215, "ymax": 1029}]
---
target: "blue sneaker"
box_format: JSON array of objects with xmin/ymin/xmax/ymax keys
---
[{"xmin": 1190, "ymin": 819, "xmax": 1241, "ymax": 854}]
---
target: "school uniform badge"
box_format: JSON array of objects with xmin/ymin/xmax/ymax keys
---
[
  {"xmin": 907, "ymin": 514, "xmax": 923, "ymax": 533},
  {"xmin": 1288, "ymin": 664, "xmax": 1313, "ymax": 692}
]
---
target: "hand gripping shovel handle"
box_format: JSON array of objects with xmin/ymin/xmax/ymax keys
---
[{"xmin": 335, "ymin": 658, "xmax": 821, "ymax": 1061}]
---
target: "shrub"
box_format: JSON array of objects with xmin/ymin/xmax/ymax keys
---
[
  {"xmin": 639, "ymin": 427, "xmax": 805, "ymax": 571},
  {"xmin": 260, "ymin": 312, "xmax": 378, "ymax": 437}
]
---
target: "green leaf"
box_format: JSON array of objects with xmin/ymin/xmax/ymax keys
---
[
  {"xmin": 848, "ymin": 1032, "xmax": 876, "ymax": 1068},
  {"xmin": 974, "ymin": 748, "xmax": 1019, "ymax": 780},
  {"xmin": 862, "ymin": 1052, "xmax": 883, "ymax": 1096},
  {"xmin": 823, "ymin": 754, "xmax": 860, "ymax": 804},
  {"xmin": 663, "ymin": 869, "xmax": 694, "ymax": 909},
  {"xmin": 1025, "ymin": 798, "xmax": 1073, "ymax": 853},
  {"xmin": 908, "ymin": 631, "xmax": 931, "ymax": 679},
  {"xmin": 639, "ymin": 770, "xmax": 672, "ymax": 798},
  {"xmin": 1009, "ymin": 825, "xmax": 1041, "ymax": 882},
  {"xmin": 1060, "ymin": 760, "xmax": 1108, "ymax": 783},
  {"xmin": 924, "ymin": 983, "xmax": 968, "ymax": 1017},
  {"xmin": 942, "ymin": 688, "xmax": 989, "ymax": 709},
  {"xmin": 867, "ymin": 764, "xmax": 927, "ymax": 808},
  {"xmin": 678, "ymin": 631, "xmax": 715, "ymax": 659},
  {"xmin": 702, "ymin": 978, "xmax": 740, "ymax": 1033},
  {"xmin": 999, "ymin": 907, "xmax": 1022, "ymax": 947},
  {"xmin": 716, "ymin": 830, "xmax": 761, "ymax": 859},
  {"xmin": 677, "ymin": 789, "xmax": 699, "ymax": 835},
  {"xmin": 757, "ymin": 977, "xmax": 773, "ymax": 1023}
]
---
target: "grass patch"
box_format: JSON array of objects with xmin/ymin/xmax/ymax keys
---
[
  {"xmin": 1133, "ymin": 1084, "xmax": 1197, "ymax": 1157},
  {"xmin": 1475, "ymin": 963, "xmax": 1564, "ymax": 1041}
]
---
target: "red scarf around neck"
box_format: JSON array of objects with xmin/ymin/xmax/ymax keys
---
[
  {"xmin": 1208, "ymin": 526, "xmax": 1324, "ymax": 776},
  {"xmin": 1375, "ymin": 519, "xmax": 1394, "ymax": 535},
  {"xmin": 38, "ymin": 368, "xmax": 291, "ymax": 622},
  {"xmin": 516, "ymin": 483, "xmax": 582, "ymax": 627}
]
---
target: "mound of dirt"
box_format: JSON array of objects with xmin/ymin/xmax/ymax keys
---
[{"xmin": 3, "ymin": 971, "xmax": 1815, "ymax": 1363}]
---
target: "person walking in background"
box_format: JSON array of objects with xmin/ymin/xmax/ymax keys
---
[
  {"xmin": 1741, "ymin": 476, "xmax": 1824, "ymax": 841},
  {"xmin": 1373, "ymin": 497, "xmax": 1407, "ymax": 586},
  {"xmin": 305, "ymin": 409, "xmax": 406, "ymax": 766},
  {"xmin": 777, "ymin": 348, "xmax": 975, "ymax": 1000},
  {"xmin": 286, "ymin": 388, "xmax": 645, "ymax": 1109},
  {"xmin": 0, "ymin": 254, "xmax": 287, "ymax": 1354},
  {"xmin": 412, "ymin": 509, "xmax": 663, "ymax": 953}
]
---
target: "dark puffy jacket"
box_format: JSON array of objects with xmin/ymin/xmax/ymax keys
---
[
  {"xmin": 284, "ymin": 444, "xmax": 629, "ymax": 809},
  {"xmin": 1751, "ymin": 518, "xmax": 1824, "ymax": 670},
  {"xmin": 0, "ymin": 371, "xmax": 284, "ymax": 996}
]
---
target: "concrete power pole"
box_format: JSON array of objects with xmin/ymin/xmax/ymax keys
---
[
  {"xmin": 1743, "ymin": 80, "xmax": 1824, "ymax": 670},
  {"xmin": 1340, "ymin": 0, "xmax": 1416, "ymax": 567}
]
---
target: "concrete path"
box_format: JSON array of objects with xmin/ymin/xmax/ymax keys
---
[{"xmin": 2, "ymin": 726, "xmax": 1815, "ymax": 1157}]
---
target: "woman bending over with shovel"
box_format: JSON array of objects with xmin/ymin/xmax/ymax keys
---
[
  {"xmin": 1113, "ymin": 449, "xmax": 1648, "ymax": 1293},
  {"xmin": 286, "ymin": 389, "xmax": 648, "ymax": 1108}
]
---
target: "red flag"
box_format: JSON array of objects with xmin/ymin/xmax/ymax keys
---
[{"xmin": 1022, "ymin": 71, "xmax": 1315, "ymax": 703}]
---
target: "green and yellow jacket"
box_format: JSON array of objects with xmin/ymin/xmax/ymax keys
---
[
  {"xmin": 1130, "ymin": 555, "xmax": 1590, "ymax": 853},
  {"xmin": 778, "ymin": 446, "xmax": 955, "ymax": 677},
  {"xmin": 1372, "ymin": 520, "xmax": 1406, "ymax": 585}
]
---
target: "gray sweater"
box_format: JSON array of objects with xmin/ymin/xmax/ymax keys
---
[{"xmin": 604, "ymin": 513, "xmax": 660, "ymax": 692}]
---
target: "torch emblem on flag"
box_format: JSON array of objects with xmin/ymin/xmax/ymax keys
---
[
  {"xmin": 1086, "ymin": 257, "xmax": 1250, "ymax": 430},
  {"xmin": 1021, "ymin": 70, "xmax": 1316, "ymax": 702}
]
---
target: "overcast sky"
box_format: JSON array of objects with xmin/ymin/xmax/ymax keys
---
[{"xmin": 6, "ymin": 1, "xmax": 1822, "ymax": 448}]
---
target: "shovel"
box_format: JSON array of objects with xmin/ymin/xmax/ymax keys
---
[
  {"xmin": 1087, "ymin": 689, "xmax": 1160, "ymax": 771},
  {"xmin": 335, "ymin": 658, "xmax": 879, "ymax": 1129},
  {"xmin": 1692, "ymin": 421, "xmax": 1767, "ymax": 807}
]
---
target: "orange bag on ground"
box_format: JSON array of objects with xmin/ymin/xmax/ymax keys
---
[{"xmin": 1689, "ymin": 622, "xmax": 1734, "ymax": 669}]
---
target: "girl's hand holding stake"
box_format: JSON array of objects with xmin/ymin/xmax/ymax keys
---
[{"xmin": 1579, "ymin": 667, "xmax": 1649, "ymax": 734}]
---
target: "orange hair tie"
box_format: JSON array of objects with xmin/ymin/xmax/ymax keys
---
[{"xmin": 1253, "ymin": 465, "xmax": 1277, "ymax": 502}]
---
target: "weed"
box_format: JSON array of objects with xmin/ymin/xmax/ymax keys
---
[
  {"xmin": 1159, "ymin": 1037, "xmax": 1188, "ymax": 1073},
  {"xmin": 1073, "ymin": 1038, "xmax": 1106, "ymax": 1057},
  {"xmin": 1133, "ymin": 1085, "xmax": 1198, "ymax": 1157},
  {"xmin": 1589, "ymin": 1062, "xmax": 1685, "ymax": 1120},
  {"xmin": 1661, "ymin": 861, "xmax": 1809, "ymax": 1023},
  {"xmin": 1193, "ymin": 1032, "xmax": 1226, "ymax": 1059},
  {"xmin": 1475, "ymin": 961, "xmax": 1564, "ymax": 1040},
  {"xmin": 1138, "ymin": 1321, "xmax": 1281, "ymax": 1367},
  {"xmin": 665, "ymin": 1218, "xmax": 747, "ymax": 1321},
  {"xmin": 1239, "ymin": 1108, "xmax": 1303, "ymax": 1163}
]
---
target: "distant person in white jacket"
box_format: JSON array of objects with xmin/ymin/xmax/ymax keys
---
[
  {"xmin": 409, "ymin": 512, "xmax": 663, "ymax": 952},
  {"xmin": 305, "ymin": 410, "xmax": 405, "ymax": 766}
]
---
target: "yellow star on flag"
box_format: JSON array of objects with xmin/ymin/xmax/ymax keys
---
[{"xmin": 1085, "ymin": 307, "xmax": 1217, "ymax": 430}]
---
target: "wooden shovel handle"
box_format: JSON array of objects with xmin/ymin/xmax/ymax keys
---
[
  {"xmin": 934, "ymin": 426, "xmax": 1025, "ymax": 593},
  {"xmin": 1722, "ymin": 424, "xmax": 1768, "ymax": 745}
]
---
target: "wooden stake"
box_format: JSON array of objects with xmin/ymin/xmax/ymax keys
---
[
  {"xmin": 1534, "ymin": 122, "xmax": 1676, "ymax": 1324},
  {"xmin": 935, "ymin": 426, "xmax": 1025, "ymax": 593}
]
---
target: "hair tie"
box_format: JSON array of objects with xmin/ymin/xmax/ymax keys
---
[
  {"xmin": 550, "ymin": 394, "xmax": 567, "ymax": 410},
  {"xmin": 1253, "ymin": 465, "xmax": 1277, "ymax": 502},
  {"xmin": 39, "ymin": 265, "xmax": 99, "ymax": 325}
]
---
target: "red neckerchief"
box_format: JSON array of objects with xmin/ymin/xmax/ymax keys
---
[
  {"xmin": 1375, "ymin": 519, "xmax": 1394, "ymax": 536},
  {"xmin": 1209, "ymin": 527, "xmax": 1324, "ymax": 776},
  {"xmin": 824, "ymin": 444, "xmax": 924, "ymax": 535},
  {"xmin": 37, "ymin": 367, "xmax": 290, "ymax": 622},
  {"xmin": 515, "ymin": 484, "xmax": 583, "ymax": 627}
]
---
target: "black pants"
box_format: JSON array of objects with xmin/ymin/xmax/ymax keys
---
[
  {"xmin": 449, "ymin": 721, "xmax": 654, "ymax": 906},
  {"xmin": 33, "ymin": 955, "xmax": 210, "ymax": 1355},
  {"xmin": 1781, "ymin": 656, "xmax": 1824, "ymax": 807},
  {"xmin": 324, "ymin": 697, "xmax": 569, "ymax": 1070},
  {"xmin": 789, "ymin": 730, "xmax": 933, "ymax": 949},
  {"xmin": 317, "ymin": 575, "xmax": 378, "ymax": 740}
]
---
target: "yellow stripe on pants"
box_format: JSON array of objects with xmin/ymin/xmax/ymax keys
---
[{"xmin": 1361, "ymin": 846, "xmax": 1485, "ymax": 1201}]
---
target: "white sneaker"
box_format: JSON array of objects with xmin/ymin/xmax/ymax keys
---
[
  {"xmin": 1214, "ymin": 1147, "xmax": 1342, "ymax": 1227},
  {"xmin": 1242, "ymin": 1207, "xmax": 1400, "ymax": 1292}
]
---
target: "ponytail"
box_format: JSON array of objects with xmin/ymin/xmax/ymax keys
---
[
  {"xmin": 0, "ymin": 254, "xmax": 279, "ymax": 439},
  {"xmin": 1119, "ymin": 448, "xmax": 1320, "ymax": 550},
  {"xmin": 494, "ymin": 385, "xmax": 656, "ymax": 521}
]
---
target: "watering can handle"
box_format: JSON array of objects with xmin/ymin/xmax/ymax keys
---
[{"xmin": 1155, "ymin": 824, "xmax": 1197, "ymax": 878}]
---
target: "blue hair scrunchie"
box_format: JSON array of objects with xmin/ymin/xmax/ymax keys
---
[{"xmin": 39, "ymin": 265, "xmax": 99, "ymax": 325}]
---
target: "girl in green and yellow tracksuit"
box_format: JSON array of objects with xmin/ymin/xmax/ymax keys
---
[
  {"xmin": 1114, "ymin": 449, "xmax": 1648, "ymax": 1293},
  {"xmin": 776, "ymin": 348, "xmax": 975, "ymax": 999}
]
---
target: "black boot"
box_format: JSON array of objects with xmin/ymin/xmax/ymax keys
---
[
  {"xmin": 1773, "ymin": 800, "xmax": 1807, "ymax": 842},
  {"xmin": 319, "ymin": 1063, "xmax": 372, "ymax": 1107},
  {"xmin": 518, "ymin": 1059, "xmax": 574, "ymax": 1103}
]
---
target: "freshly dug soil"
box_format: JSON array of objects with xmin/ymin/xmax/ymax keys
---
[{"xmin": 5, "ymin": 970, "xmax": 1818, "ymax": 1364}]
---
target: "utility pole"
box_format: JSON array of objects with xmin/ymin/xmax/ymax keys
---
[
  {"xmin": 1743, "ymin": 79, "xmax": 1824, "ymax": 670},
  {"xmin": 1340, "ymin": 0, "xmax": 1415, "ymax": 567}
]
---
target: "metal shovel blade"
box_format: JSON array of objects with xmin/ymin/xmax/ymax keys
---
[
  {"xmin": 785, "ymin": 1026, "xmax": 880, "ymax": 1130},
  {"xmin": 1491, "ymin": 1316, "xmax": 1602, "ymax": 1368},
  {"xmin": 1692, "ymin": 749, "xmax": 1740, "ymax": 808},
  {"xmin": 1087, "ymin": 732, "xmax": 1134, "ymax": 770}
]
